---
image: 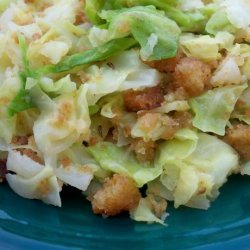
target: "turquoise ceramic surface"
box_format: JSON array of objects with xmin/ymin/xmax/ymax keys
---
[{"xmin": 1, "ymin": 175, "xmax": 250, "ymax": 250}]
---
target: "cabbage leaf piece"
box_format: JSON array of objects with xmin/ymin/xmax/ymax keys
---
[
  {"xmin": 190, "ymin": 84, "xmax": 247, "ymax": 136},
  {"xmin": 84, "ymin": 49, "xmax": 162, "ymax": 105},
  {"xmin": 206, "ymin": 0, "xmax": 250, "ymax": 35},
  {"xmin": 8, "ymin": 73, "xmax": 36, "ymax": 116},
  {"xmin": 206, "ymin": 10, "xmax": 236, "ymax": 35},
  {"xmin": 87, "ymin": 142, "xmax": 162, "ymax": 187},
  {"xmin": 99, "ymin": 6, "xmax": 181, "ymax": 60},
  {"xmin": 157, "ymin": 129, "xmax": 239, "ymax": 209},
  {"xmin": 55, "ymin": 144, "xmax": 100, "ymax": 191},
  {"xmin": 37, "ymin": 0, "xmax": 80, "ymax": 25},
  {"xmin": 231, "ymin": 86, "xmax": 250, "ymax": 125},
  {"xmin": 32, "ymin": 85, "xmax": 90, "ymax": 164},
  {"xmin": 0, "ymin": 76, "xmax": 20, "ymax": 143},
  {"xmin": 40, "ymin": 37, "xmax": 137, "ymax": 74},
  {"xmin": 84, "ymin": 0, "xmax": 105, "ymax": 24},
  {"xmin": 211, "ymin": 57, "xmax": 243, "ymax": 87},
  {"xmin": 0, "ymin": 0, "xmax": 12, "ymax": 13},
  {"xmin": 180, "ymin": 32, "xmax": 235, "ymax": 62},
  {"xmin": 103, "ymin": 0, "xmax": 178, "ymax": 10},
  {"xmin": 180, "ymin": 34, "xmax": 220, "ymax": 62},
  {"xmin": 220, "ymin": 0, "xmax": 250, "ymax": 30},
  {"xmin": 6, "ymin": 145, "xmax": 98, "ymax": 205},
  {"xmin": 162, "ymin": 4, "xmax": 216, "ymax": 33},
  {"xmin": 26, "ymin": 75, "xmax": 77, "ymax": 96},
  {"xmin": 8, "ymin": 35, "xmax": 36, "ymax": 116},
  {"xmin": 6, "ymin": 150, "xmax": 62, "ymax": 207},
  {"xmin": 130, "ymin": 198, "xmax": 166, "ymax": 225},
  {"xmin": 102, "ymin": 0, "xmax": 215, "ymax": 33}
]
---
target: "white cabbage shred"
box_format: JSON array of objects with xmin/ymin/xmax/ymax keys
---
[{"xmin": 0, "ymin": 0, "xmax": 250, "ymax": 225}]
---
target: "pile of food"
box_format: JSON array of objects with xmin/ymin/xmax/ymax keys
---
[{"xmin": 0, "ymin": 0, "xmax": 250, "ymax": 224}]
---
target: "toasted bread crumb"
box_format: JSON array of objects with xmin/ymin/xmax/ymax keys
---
[
  {"xmin": 130, "ymin": 139, "xmax": 156, "ymax": 163},
  {"xmin": 11, "ymin": 136, "xmax": 43, "ymax": 164},
  {"xmin": 123, "ymin": 86, "xmax": 165, "ymax": 112},
  {"xmin": 91, "ymin": 174, "xmax": 141, "ymax": 216},
  {"xmin": 146, "ymin": 194, "xmax": 168, "ymax": 219},
  {"xmin": 224, "ymin": 124, "xmax": 250, "ymax": 161},
  {"xmin": 172, "ymin": 57, "xmax": 211, "ymax": 97},
  {"xmin": 145, "ymin": 51, "xmax": 184, "ymax": 73}
]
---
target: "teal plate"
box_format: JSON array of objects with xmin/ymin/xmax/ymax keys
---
[{"xmin": 1, "ymin": 175, "xmax": 250, "ymax": 250}]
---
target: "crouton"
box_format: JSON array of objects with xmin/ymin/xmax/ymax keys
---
[
  {"xmin": 130, "ymin": 139, "xmax": 156, "ymax": 163},
  {"xmin": 145, "ymin": 51, "xmax": 184, "ymax": 73},
  {"xmin": 91, "ymin": 174, "xmax": 141, "ymax": 216},
  {"xmin": 123, "ymin": 86, "xmax": 165, "ymax": 112},
  {"xmin": 172, "ymin": 57, "xmax": 211, "ymax": 97},
  {"xmin": 224, "ymin": 124, "xmax": 250, "ymax": 161},
  {"xmin": 172, "ymin": 111, "xmax": 193, "ymax": 128}
]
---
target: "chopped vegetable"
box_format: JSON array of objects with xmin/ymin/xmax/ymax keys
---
[{"xmin": 1, "ymin": 0, "xmax": 250, "ymax": 225}]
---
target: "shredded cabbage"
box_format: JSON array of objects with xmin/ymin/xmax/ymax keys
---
[
  {"xmin": 130, "ymin": 198, "xmax": 166, "ymax": 225},
  {"xmin": 33, "ymin": 85, "xmax": 90, "ymax": 164},
  {"xmin": 87, "ymin": 142, "xmax": 162, "ymax": 187},
  {"xmin": 55, "ymin": 143, "xmax": 99, "ymax": 191},
  {"xmin": 231, "ymin": 86, "xmax": 250, "ymax": 125},
  {"xmin": 6, "ymin": 150, "xmax": 62, "ymax": 206},
  {"xmin": 190, "ymin": 84, "xmax": 247, "ymax": 136},
  {"xmin": 157, "ymin": 130, "xmax": 239, "ymax": 208},
  {"xmin": 0, "ymin": 75, "xmax": 20, "ymax": 142},
  {"xmin": 85, "ymin": 50, "xmax": 162, "ymax": 105},
  {"xmin": 211, "ymin": 57, "xmax": 243, "ymax": 86},
  {"xmin": 180, "ymin": 34, "xmax": 220, "ymax": 61},
  {"xmin": 1, "ymin": 0, "xmax": 250, "ymax": 225},
  {"xmin": 99, "ymin": 6, "xmax": 181, "ymax": 60}
]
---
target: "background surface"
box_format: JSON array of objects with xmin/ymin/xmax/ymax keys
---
[{"xmin": 1, "ymin": 175, "xmax": 250, "ymax": 250}]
